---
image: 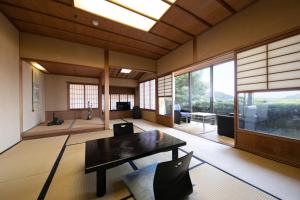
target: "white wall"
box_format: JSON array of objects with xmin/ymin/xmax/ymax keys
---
[
  {"xmin": 0, "ymin": 12, "xmax": 20, "ymax": 152},
  {"xmin": 45, "ymin": 74, "xmax": 99, "ymax": 111},
  {"xmin": 22, "ymin": 61, "xmax": 45, "ymax": 132}
]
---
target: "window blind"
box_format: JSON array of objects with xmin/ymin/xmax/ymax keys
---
[
  {"xmin": 158, "ymin": 74, "xmax": 172, "ymax": 97},
  {"xmin": 237, "ymin": 33, "xmax": 300, "ymax": 92}
]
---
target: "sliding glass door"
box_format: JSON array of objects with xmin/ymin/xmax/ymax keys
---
[
  {"xmin": 175, "ymin": 73, "xmax": 189, "ymax": 110},
  {"xmin": 191, "ymin": 67, "xmax": 211, "ymax": 112},
  {"xmin": 213, "ymin": 61, "xmax": 234, "ymax": 114},
  {"xmin": 174, "ymin": 60, "xmax": 235, "ymax": 115}
]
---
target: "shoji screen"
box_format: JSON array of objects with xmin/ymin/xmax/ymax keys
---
[
  {"xmin": 237, "ymin": 33, "xmax": 300, "ymax": 91},
  {"xmin": 158, "ymin": 74, "xmax": 172, "ymax": 97},
  {"xmin": 268, "ymin": 34, "xmax": 300, "ymax": 89},
  {"xmin": 237, "ymin": 45, "xmax": 267, "ymax": 91}
]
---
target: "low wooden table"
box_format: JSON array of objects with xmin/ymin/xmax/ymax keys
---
[
  {"xmin": 85, "ymin": 130, "xmax": 186, "ymax": 197},
  {"xmin": 190, "ymin": 112, "xmax": 216, "ymax": 134}
]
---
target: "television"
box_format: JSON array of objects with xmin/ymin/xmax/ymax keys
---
[{"xmin": 116, "ymin": 102, "xmax": 131, "ymax": 111}]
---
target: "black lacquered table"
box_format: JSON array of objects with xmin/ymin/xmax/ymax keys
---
[{"xmin": 85, "ymin": 130, "xmax": 186, "ymax": 197}]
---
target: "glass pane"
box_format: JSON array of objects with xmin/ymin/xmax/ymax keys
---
[
  {"xmin": 120, "ymin": 94, "xmax": 128, "ymax": 102},
  {"xmin": 85, "ymin": 85, "xmax": 98, "ymax": 108},
  {"xmin": 175, "ymin": 73, "xmax": 189, "ymax": 111},
  {"xmin": 159, "ymin": 97, "xmax": 172, "ymax": 116},
  {"xmin": 144, "ymin": 81, "xmax": 150, "ymax": 109},
  {"xmin": 69, "ymin": 84, "xmax": 84, "ymax": 109},
  {"xmin": 128, "ymin": 94, "xmax": 135, "ymax": 109},
  {"xmin": 150, "ymin": 79, "xmax": 156, "ymax": 110},
  {"xmin": 139, "ymin": 83, "xmax": 144, "ymax": 108},
  {"xmin": 191, "ymin": 68, "xmax": 211, "ymax": 112},
  {"xmin": 110, "ymin": 94, "xmax": 119, "ymax": 110},
  {"xmin": 238, "ymin": 90, "xmax": 300, "ymax": 140},
  {"xmin": 213, "ymin": 61, "xmax": 234, "ymax": 115}
]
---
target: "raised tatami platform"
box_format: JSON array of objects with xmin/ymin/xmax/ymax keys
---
[{"xmin": 22, "ymin": 118, "xmax": 104, "ymax": 140}]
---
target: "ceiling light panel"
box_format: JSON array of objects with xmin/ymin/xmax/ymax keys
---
[
  {"xmin": 74, "ymin": 0, "xmax": 156, "ymax": 31},
  {"xmin": 120, "ymin": 68, "xmax": 132, "ymax": 73},
  {"xmin": 110, "ymin": 0, "xmax": 170, "ymax": 20},
  {"xmin": 165, "ymin": 0, "xmax": 177, "ymax": 3}
]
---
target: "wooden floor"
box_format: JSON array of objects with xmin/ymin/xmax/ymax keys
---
[{"xmin": 1, "ymin": 119, "xmax": 300, "ymax": 200}]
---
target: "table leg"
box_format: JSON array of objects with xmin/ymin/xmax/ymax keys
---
[
  {"xmin": 172, "ymin": 148, "xmax": 178, "ymax": 161},
  {"xmin": 96, "ymin": 168, "xmax": 106, "ymax": 197}
]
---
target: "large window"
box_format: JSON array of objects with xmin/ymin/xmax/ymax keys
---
[
  {"xmin": 238, "ymin": 90, "xmax": 300, "ymax": 140},
  {"xmin": 191, "ymin": 67, "xmax": 211, "ymax": 112},
  {"xmin": 175, "ymin": 61, "xmax": 235, "ymax": 114},
  {"xmin": 213, "ymin": 61, "xmax": 234, "ymax": 114},
  {"xmin": 175, "ymin": 73, "xmax": 189, "ymax": 110},
  {"xmin": 69, "ymin": 83, "xmax": 98, "ymax": 109},
  {"xmin": 140, "ymin": 79, "xmax": 156, "ymax": 110}
]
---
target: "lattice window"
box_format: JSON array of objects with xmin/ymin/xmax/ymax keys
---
[
  {"xmin": 140, "ymin": 82, "xmax": 144, "ymax": 108},
  {"xmin": 128, "ymin": 94, "xmax": 135, "ymax": 109},
  {"xmin": 110, "ymin": 94, "xmax": 119, "ymax": 110},
  {"xmin": 69, "ymin": 84, "xmax": 85, "ymax": 109},
  {"xmin": 120, "ymin": 94, "xmax": 128, "ymax": 102},
  {"xmin": 69, "ymin": 83, "xmax": 98, "ymax": 109},
  {"xmin": 139, "ymin": 79, "xmax": 156, "ymax": 110},
  {"xmin": 85, "ymin": 84, "xmax": 98, "ymax": 108}
]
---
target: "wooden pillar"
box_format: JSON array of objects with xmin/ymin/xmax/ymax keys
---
[
  {"xmin": 98, "ymin": 76, "xmax": 102, "ymax": 118},
  {"xmin": 104, "ymin": 50, "xmax": 110, "ymax": 129}
]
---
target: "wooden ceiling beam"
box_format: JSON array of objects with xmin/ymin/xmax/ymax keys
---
[
  {"xmin": 162, "ymin": 0, "xmax": 212, "ymax": 27},
  {"xmin": 12, "ymin": 17, "xmax": 164, "ymax": 57},
  {"xmin": 215, "ymin": 0, "xmax": 236, "ymax": 14},
  {"xmin": 15, "ymin": 20, "xmax": 161, "ymax": 59},
  {"xmin": 0, "ymin": 1, "xmax": 177, "ymax": 51}
]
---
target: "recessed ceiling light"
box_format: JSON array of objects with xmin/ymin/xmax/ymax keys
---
[
  {"xmin": 31, "ymin": 62, "xmax": 48, "ymax": 72},
  {"xmin": 120, "ymin": 68, "xmax": 132, "ymax": 74},
  {"xmin": 109, "ymin": 0, "xmax": 170, "ymax": 20},
  {"xmin": 74, "ymin": 0, "xmax": 156, "ymax": 31},
  {"xmin": 92, "ymin": 20, "xmax": 99, "ymax": 26}
]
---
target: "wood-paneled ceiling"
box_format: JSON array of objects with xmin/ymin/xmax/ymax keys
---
[
  {"xmin": 27, "ymin": 60, "xmax": 145, "ymax": 80},
  {"xmin": 0, "ymin": 0, "xmax": 257, "ymax": 59}
]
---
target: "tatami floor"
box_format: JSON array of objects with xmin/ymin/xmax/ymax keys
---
[{"xmin": 1, "ymin": 119, "xmax": 300, "ymax": 200}]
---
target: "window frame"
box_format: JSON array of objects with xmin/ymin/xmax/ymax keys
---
[{"xmin": 68, "ymin": 82, "xmax": 99, "ymax": 110}]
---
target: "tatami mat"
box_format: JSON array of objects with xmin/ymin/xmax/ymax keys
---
[
  {"xmin": 0, "ymin": 135, "xmax": 67, "ymax": 200},
  {"xmin": 23, "ymin": 120, "xmax": 74, "ymax": 136},
  {"xmin": 45, "ymin": 143, "xmax": 133, "ymax": 200},
  {"xmin": 189, "ymin": 164, "xmax": 276, "ymax": 200},
  {"xmin": 124, "ymin": 118, "xmax": 300, "ymax": 200},
  {"xmin": 72, "ymin": 118, "xmax": 104, "ymax": 129}
]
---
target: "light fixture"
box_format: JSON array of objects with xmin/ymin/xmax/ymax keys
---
[
  {"xmin": 30, "ymin": 62, "xmax": 48, "ymax": 72},
  {"xmin": 92, "ymin": 19, "xmax": 99, "ymax": 26},
  {"xmin": 74, "ymin": 0, "xmax": 156, "ymax": 31},
  {"xmin": 109, "ymin": 0, "xmax": 170, "ymax": 20},
  {"xmin": 120, "ymin": 68, "xmax": 132, "ymax": 73}
]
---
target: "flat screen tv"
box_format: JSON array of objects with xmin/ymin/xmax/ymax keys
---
[{"xmin": 116, "ymin": 102, "xmax": 131, "ymax": 111}]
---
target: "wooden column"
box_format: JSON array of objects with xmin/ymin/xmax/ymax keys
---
[
  {"xmin": 104, "ymin": 50, "xmax": 110, "ymax": 129},
  {"xmin": 98, "ymin": 76, "xmax": 102, "ymax": 118}
]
